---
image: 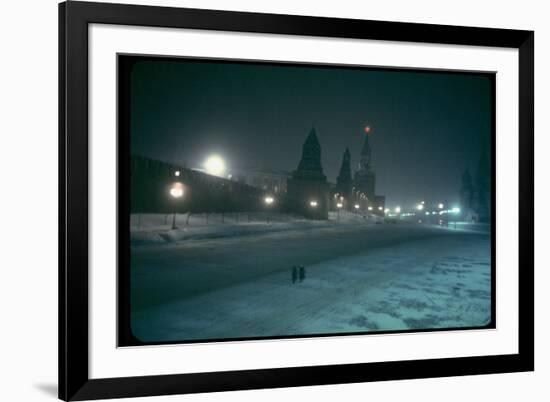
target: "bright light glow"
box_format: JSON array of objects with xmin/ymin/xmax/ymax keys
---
[
  {"xmin": 384, "ymin": 208, "xmax": 390, "ymax": 213},
  {"xmin": 421, "ymin": 201, "xmax": 425, "ymax": 204},
  {"xmin": 417, "ymin": 204, "xmax": 424, "ymax": 211},
  {"xmin": 378, "ymin": 206, "xmax": 383, "ymax": 211},
  {"xmin": 432, "ymin": 211, "xmax": 437, "ymax": 215},
  {"xmin": 169, "ymin": 183, "xmax": 184, "ymax": 198},
  {"xmin": 204, "ymin": 155, "xmax": 226, "ymax": 176},
  {"xmin": 354, "ymin": 204, "xmax": 360, "ymax": 209},
  {"xmin": 336, "ymin": 203, "xmax": 343, "ymax": 208},
  {"xmin": 264, "ymin": 196, "xmax": 274, "ymax": 205},
  {"xmin": 310, "ymin": 200, "xmax": 318, "ymax": 207},
  {"xmin": 395, "ymin": 207, "xmax": 401, "ymax": 213},
  {"xmin": 452, "ymin": 207, "xmax": 461, "ymax": 214},
  {"xmin": 368, "ymin": 206, "xmax": 373, "ymax": 211},
  {"xmin": 174, "ymin": 170, "xmax": 180, "ymax": 177},
  {"xmin": 438, "ymin": 203, "xmax": 444, "ymax": 209},
  {"xmin": 425, "ymin": 212, "xmax": 430, "ymax": 215}
]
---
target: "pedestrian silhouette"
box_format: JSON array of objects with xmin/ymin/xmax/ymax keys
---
[
  {"xmin": 292, "ymin": 266, "xmax": 298, "ymax": 284},
  {"xmin": 299, "ymin": 266, "xmax": 306, "ymax": 282}
]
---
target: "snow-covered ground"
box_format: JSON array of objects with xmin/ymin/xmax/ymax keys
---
[{"xmin": 129, "ymin": 216, "xmax": 491, "ymax": 343}]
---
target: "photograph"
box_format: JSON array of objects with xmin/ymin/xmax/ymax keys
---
[{"xmin": 118, "ymin": 55, "xmax": 494, "ymax": 345}]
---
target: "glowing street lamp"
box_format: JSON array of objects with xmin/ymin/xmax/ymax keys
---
[
  {"xmin": 169, "ymin": 182, "xmax": 184, "ymax": 229},
  {"xmin": 449, "ymin": 207, "xmax": 461, "ymax": 230},
  {"xmin": 264, "ymin": 196, "xmax": 275, "ymax": 223},
  {"xmin": 204, "ymin": 155, "xmax": 226, "ymax": 176},
  {"xmin": 354, "ymin": 204, "xmax": 360, "ymax": 210},
  {"xmin": 368, "ymin": 206, "xmax": 373, "ymax": 211},
  {"xmin": 438, "ymin": 203, "xmax": 444, "ymax": 209},
  {"xmin": 384, "ymin": 208, "xmax": 390, "ymax": 214},
  {"xmin": 417, "ymin": 204, "xmax": 424, "ymax": 211},
  {"xmin": 395, "ymin": 206, "xmax": 401, "ymax": 214},
  {"xmin": 336, "ymin": 202, "xmax": 343, "ymax": 222},
  {"xmin": 378, "ymin": 206, "xmax": 383, "ymax": 211},
  {"xmin": 170, "ymin": 183, "xmax": 184, "ymax": 199},
  {"xmin": 174, "ymin": 170, "xmax": 180, "ymax": 177},
  {"xmin": 310, "ymin": 200, "xmax": 318, "ymax": 208}
]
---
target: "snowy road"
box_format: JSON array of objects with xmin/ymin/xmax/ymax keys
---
[{"xmin": 130, "ymin": 223, "xmax": 491, "ymax": 343}]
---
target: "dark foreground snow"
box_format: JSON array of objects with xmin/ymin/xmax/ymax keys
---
[{"xmin": 130, "ymin": 221, "xmax": 491, "ymax": 343}]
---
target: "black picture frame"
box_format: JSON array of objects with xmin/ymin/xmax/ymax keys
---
[{"xmin": 59, "ymin": 1, "xmax": 534, "ymax": 400}]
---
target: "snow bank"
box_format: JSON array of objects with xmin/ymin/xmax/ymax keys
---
[{"xmin": 130, "ymin": 212, "xmax": 378, "ymax": 245}]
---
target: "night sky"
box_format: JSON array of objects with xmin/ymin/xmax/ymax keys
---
[{"xmin": 128, "ymin": 57, "xmax": 492, "ymax": 208}]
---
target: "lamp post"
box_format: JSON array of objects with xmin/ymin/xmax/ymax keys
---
[
  {"xmin": 451, "ymin": 206, "xmax": 460, "ymax": 229},
  {"xmin": 309, "ymin": 200, "xmax": 318, "ymax": 218},
  {"xmin": 336, "ymin": 202, "xmax": 343, "ymax": 222},
  {"xmin": 169, "ymin": 182, "xmax": 184, "ymax": 229},
  {"xmin": 264, "ymin": 196, "xmax": 274, "ymax": 223}
]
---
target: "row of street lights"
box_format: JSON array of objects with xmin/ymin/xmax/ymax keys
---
[
  {"xmin": 385, "ymin": 201, "xmax": 461, "ymax": 219},
  {"xmin": 170, "ymin": 169, "xmax": 459, "ymax": 227}
]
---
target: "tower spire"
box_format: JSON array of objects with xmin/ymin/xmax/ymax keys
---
[
  {"xmin": 287, "ymin": 127, "xmax": 329, "ymax": 220},
  {"xmin": 294, "ymin": 127, "xmax": 325, "ymax": 179},
  {"xmin": 336, "ymin": 147, "xmax": 353, "ymax": 206},
  {"xmin": 337, "ymin": 148, "xmax": 352, "ymax": 183},
  {"xmin": 359, "ymin": 133, "xmax": 372, "ymax": 172}
]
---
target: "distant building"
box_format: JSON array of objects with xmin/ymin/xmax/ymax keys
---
[
  {"xmin": 475, "ymin": 145, "xmax": 491, "ymax": 223},
  {"xmin": 287, "ymin": 128, "xmax": 329, "ymax": 219},
  {"xmin": 230, "ymin": 167, "xmax": 290, "ymax": 196},
  {"xmin": 335, "ymin": 148, "xmax": 353, "ymax": 210},
  {"xmin": 460, "ymin": 169, "xmax": 475, "ymax": 220},
  {"xmin": 461, "ymin": 146, "xmax": 491, "ymax": 223}
]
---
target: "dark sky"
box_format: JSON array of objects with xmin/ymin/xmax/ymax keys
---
[{"xmin": 128, "ymin": 57, "xmax": 492, "ymax": 208}]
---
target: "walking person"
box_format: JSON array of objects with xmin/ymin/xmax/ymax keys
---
[{"xmin": 299, "ymin": 266, "xmax": 306, "ymax": 283}]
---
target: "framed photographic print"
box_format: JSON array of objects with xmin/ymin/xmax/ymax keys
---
[{"xmin": 59, "ymin": 1, "xmax": 534, "ymax": 400}]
